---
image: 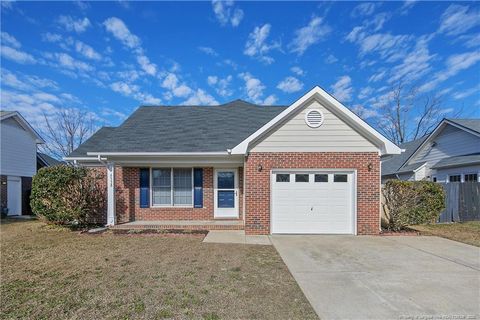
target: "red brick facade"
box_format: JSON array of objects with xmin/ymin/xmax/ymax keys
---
[
  {"xmin": 244, "ymin": 152, "xmax": 380, "ymax": 235},
  {"xmin": 92, "ymin": 166, "xmax": 244, "ymax": 224}
]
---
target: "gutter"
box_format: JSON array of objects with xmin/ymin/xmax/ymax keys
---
[{"xmin": 86, "ymin": 152, "xmax": 232, "ymax": 157}]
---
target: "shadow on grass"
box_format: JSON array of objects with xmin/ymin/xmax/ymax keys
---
[{"xmin": 0, "ymin": 216, "xmax": 37, "ymax": 225}]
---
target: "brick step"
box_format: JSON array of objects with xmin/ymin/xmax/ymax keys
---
[{"xmin": 110, "ymin": 220, "xmax": 244, "ymax": 231}]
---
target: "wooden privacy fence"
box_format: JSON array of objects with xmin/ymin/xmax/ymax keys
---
[{"xmin": 438, "ymin": 182, "xmax": 480, "ymax": 222}]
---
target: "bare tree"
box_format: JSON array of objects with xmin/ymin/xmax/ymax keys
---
[
  {"xmin": 41, "ymin": 108, "xmax": 95, "ymax": 159},
  {"xmin": 374, "ymin": 81, "xmax": 458, "ymax": 145}
]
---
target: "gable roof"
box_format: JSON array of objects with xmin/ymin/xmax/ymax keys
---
[
  {"xmin": 68, "ymin": 100, "xmax": 287, "ymax": 157},
  {"xmin": 231, "ymin": 86, "xmax": 401, "ymax": 155},
  {"xmin": 446, "ymin": 119, "xmax": 480, "ymax": 135},
  {"xmin": 431, "ymin": 154, "xmax": 480, "ymax": 169},
  {"xmin": 1, "ymin": 110, "xmax": 45, "ymax": 143},
  {"xmin": 37, "ymin": 153, "xmax": 64, "ymax": 167},
  {"xmin": 381, "ymin": 137, "xmax": 427, "ymax": 176}
]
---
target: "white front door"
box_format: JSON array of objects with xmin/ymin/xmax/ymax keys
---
[
  {"xmin": 271, "ymin": 170, "xmax": 355, "ymax": 234},
  {"xmin": 7, "ymin": 176, "xmax": 22, "ymax": 216},
  {"xmin": 214, "ymin": 169, "xmax": 239, "ymax": 218}
]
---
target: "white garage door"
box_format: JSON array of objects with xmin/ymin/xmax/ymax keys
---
[{"xmin": 271, "ymin": 171, "xmax": 355, "ymax": 234}]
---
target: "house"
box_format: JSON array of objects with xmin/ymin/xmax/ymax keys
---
[
  {"xmin": 0, "ymin": 111, "xmax": 45, "ymax": 216},
  {"xmin": 381, "ymin": 118, "xmax": 480, "ymax": 183},
  {"xmin": 37, "ymin": 152, "xmax": 63, "ymax": 170},
  {"xmin": 66, "ymin": 87, "xmax": 401, "ymax": 235}
]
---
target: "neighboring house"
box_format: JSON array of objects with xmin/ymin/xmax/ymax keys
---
[
  {"xmin": 382, "ymin": 118, "xmax": 480, "ymax": 183},
  {"xmin": 66, "ymin": 87, "xmax": 401, "ymax": 235},
  {"xmin": 37, "ymin": 152, "xmax": 64, "ymax": 170},
  {"xmin": 0, "ymin": 111, "xmax": 45, "ymax": 215}
]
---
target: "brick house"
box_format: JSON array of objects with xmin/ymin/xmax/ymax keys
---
[{"xmin": 66, "ymin": 87, "xmax": 401, "ymax": 235}]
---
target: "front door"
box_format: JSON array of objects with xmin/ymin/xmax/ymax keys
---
[
  {"xmin": 214, "ymin": 169, "xmax": 239, "ymax": 218},
  {"xmin": 7, "ymin": 176, "xmax": 22, "ymax": 216}
]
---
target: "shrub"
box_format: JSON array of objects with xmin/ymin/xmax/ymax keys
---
[
  {"xmin": 30, "ymin": 165, "xmax": 106, "ymax": 226},
  {"xmin": 382, "ymin": 180, "xmax": 445, "ymax": 231}
]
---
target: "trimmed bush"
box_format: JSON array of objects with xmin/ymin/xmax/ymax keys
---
[
  {"xmin": 30, "ymin": 165, "xmax": 105, "ymax": 226},
  {"xmin": 382, "ymin": 180, "xmax": 445, "ymax": 231}
]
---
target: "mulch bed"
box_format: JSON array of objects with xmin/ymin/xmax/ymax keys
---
[
  {"xmin": 85, "ymin": 228, "xmax": 209, "ymax": 238},
  {"xmin": 380, "ymin": 229, "xmax": 420, "ymax": 236}
]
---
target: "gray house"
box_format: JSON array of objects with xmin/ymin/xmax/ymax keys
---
[{"xmin": 382, "ymin": 118, "xmax": 480, "ymax": 183}]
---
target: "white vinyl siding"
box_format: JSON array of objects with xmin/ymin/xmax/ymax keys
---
[
  {"xmin": 151, "ymin": 168, "xmax": 193, "ymax": 206},
  {"xmin": 0, "ymin": 118, "xmax": 37, "ymax": 177},
  {"xmin": 251, "ymin": 100, "xmax": 377, "ymax": 152},
  {"xmin": 431, "ymin": 165, "xmax": 480, "ymax": 183}
]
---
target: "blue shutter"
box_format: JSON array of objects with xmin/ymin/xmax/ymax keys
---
[
  {"xmin": 139, "ymin": 168, "xmax": 150, "ymax": 208},
  {"xmin": 193, "ymin": 168, "xmax": 203, "ymax": 208}
]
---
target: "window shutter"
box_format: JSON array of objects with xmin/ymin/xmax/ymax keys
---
[
  {"xmin": 194, "ymin": 168, "xmax": 203, "ymax": 208},
  {"xmin": 139, "ymin": 168, "xmax": 150, "ymax": 208}
]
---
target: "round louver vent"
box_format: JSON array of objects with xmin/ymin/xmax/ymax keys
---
[{"xmin": 305, "ymin": 109, "xmax": 324, "ymax": 128}]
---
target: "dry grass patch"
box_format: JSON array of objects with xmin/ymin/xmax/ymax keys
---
[
  {"xmin": 410, "ymin": 221, "xmax": 480, "ymax": 247},
  {"xmin": 0, "ymin": 219, "xmax": 317, "ymax": 319}
]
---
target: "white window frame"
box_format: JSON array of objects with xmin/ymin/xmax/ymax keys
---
[
  {"xmin": 447, "ymin": 173, "xmax": 462, "ymax": 183},
  {"xmin": 463, "ymin": 172, "xmax": 479, "ymax": 183},
  {"xmin": 150, "ymin": 167, "xmax": 194, "ymax": 208}
]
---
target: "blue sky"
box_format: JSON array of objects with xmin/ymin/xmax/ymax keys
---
[{"xmin": 1, "ymin": 0, "xmax": 479, "ymax": 135}]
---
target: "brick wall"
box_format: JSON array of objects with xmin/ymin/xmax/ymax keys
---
[
  {"xmin": 92, "ymin": 166, "xmax": 244, "ymax": 223},
  {"xmin": 244, "ymin": 152, "xmax": 380, "ymax": 235}
]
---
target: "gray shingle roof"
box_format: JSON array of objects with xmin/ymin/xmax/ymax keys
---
[
  {"xmin": 381, "ymin": 137, "xmax": 427, "ymax": 176},
  {"xmin": 447, "ymin": 118, "xmax": 480, "ymax": 134},
  {"xmin": 69, "ymin": 100, "xmax": 287, "ymax": 157},
  {"xmin": 37, "ymin": 153, "xmax": 64, "ymax": 167},
  {"xmin": 0, "ymin": 111, "xmax": 15, "ymax": 117},
  {"xmin": 431, "ymin": 154, "xmax": 480, "ymax": 169}
]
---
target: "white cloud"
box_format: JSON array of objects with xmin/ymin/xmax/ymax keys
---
[
  {"xmin": 290, "ymin": 66, "xmax": 304, "ymax": 76},
  {"xmin": 419, "ymin": 51, "xmax": 480, "ymax": 92},
  {"xmin": 1, "ymin": 68, "xmax": 58, "ymax": 91},
  {"xmin": 161, "ymin": 73, "xmax": 193, "ymax": 98},
  {"xmin": 324, "ymin": 54, "xmax": 338, "ymax": 64},
  {"xmin": 212, "ymin": 0, "xmax": 244, "ymax": 27},
  {"xmin": 1, "ymin": 32, "xmax": 21, "ymax": 48},
  {"xmin": 103, "ymin": 17, "xmax": 140, "ymax": 48},
  {"xmin": 0, "ymin": 46, "xmax": 36, "ymax": 64},
  {"xmin": 183, "ymin": 89, "xmax": 218, "ymax": 105},
  {"xmin": 239, "ymin": 72, "xmax": 266, "ymax": 104},
  {"xmin": 289, "ymin": 16, "xmax": 331, "ymax": 55},
  {"xmin": 351, "ymin": 104, "xmax": 379, "ymax": 119},
  {"xmin": 54, "ymin": 52, "xmax": 93, "ymax": 72},
  {"xmin": 368, "ymin": 69, "xmax": 386, "ymax": 82},
  {"xmin": 244, "ymin": 24, "xmax": 280, "ymax": 64},
  {"xmin": 75, "ymin": 41, "xmax": 102, "ymax": 60},
  {"xmin": 331, "ymin": 76, "xmax": 353, "ymax": 102},
  {"xmin": 207, "ymin": 75, "xmax": 233, "ymax": 97},
  {"xmin": 136, "ymin": 55, "xmax": 157, "ymax": 76},
  {"xmin": 389, "ymin": 37, "xmax": 434, "ymax": 83},
  {"xmin": 399, "ymin": 0, "xmax": 417, "ymax": 15},
  {"xmin": 57, "ymin": 15, "xmax": 91, "ymax": 33},
  {"xmin": 452, "ymin": 85, "xmax": 479, "ymax": 100},
  {"xmin": 358, "ymin": 87, "xmax": 374, "ymax": 100},
  {"xmin": 263, "ymin": 94, "xmax": 277, "ymax": 105},
  {"xmin": 463, "ymin": 34, "xmax": 480, "ymax": 48},
  {"xmin": 198, "ymin": 46, "xmax": 218, "ymax": 56},
  {"xmin": 277, "ymin": 76, "xmax": 303, "ymax": 93},
  {"xmin": 41, "ymin": 32, "xmax": 62, "ymax": 43},
  {"xmin": 110, "ymin": 81, "xmax": 161, "ymax": 104},
  {"xmin": 438, "ymin": 4, "xmax": 480, "ymax": 36},
  {"xmin": 351, "ymin": 2, "xmax": 379, "ymax": 17}
]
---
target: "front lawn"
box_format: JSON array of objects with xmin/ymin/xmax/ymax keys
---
[
  {"xmin": 410, "ymin": 221, "xmax": 480, "ymax": 247},
  {"xmin": 0, "ymin": 219, "xmax": 317, "ymax": 319}
]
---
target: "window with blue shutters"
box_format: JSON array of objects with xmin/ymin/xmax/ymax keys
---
[
  {"xmin": 139, "ymin": 168, "xmax": 150, "ymax": 208},
  {"xmin": 194, "ymin": 168, "xmax": 203, "ymax": 208}
]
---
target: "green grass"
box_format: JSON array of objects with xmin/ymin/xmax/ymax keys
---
[
  {"xmin": 410, "ymin": 221, "xmax": 480, "ymax": 247},
  {"xmin": 0, "ymin": 219, "xmax": 317, "ymax": 319}
]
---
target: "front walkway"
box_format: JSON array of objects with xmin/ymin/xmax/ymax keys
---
[
  {"xmin": 271, "ymin": 235, "xmax": 480, "ymax": 320},
  {"xmin": 203, "ymin": 230, "xmax": 271, "ymax": 245}
]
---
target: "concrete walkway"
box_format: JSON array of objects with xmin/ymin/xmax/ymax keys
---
[
  {"xmin": 271, "ymin": 235, "xmax": 480, "ymax": 320},
  {"xmin": 203, "ymin": 230, "xmax": 271, "ymax": 245}
]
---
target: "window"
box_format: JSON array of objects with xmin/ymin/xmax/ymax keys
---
[
  {"xmin": 295, "ymin": 174, "xmax": 309, "ymax": 182},
  {"xmin": 152, "ymin": 168, "xmax": 192, "ymax": 206},
  {"xmin": 449, "ymin": 175, "xmax": 461, "ymax": 182},
  {"xmin": 334, "ymin": 174, "xmax": 348, "ymax": 182},
  {"xmin": 314, "ymin": 174, "xmax": 328, "ymax": 182},
  {"xmin": 464, "ymin": 173, "xmax": 478, "ymax": 182},
  {"xmin": 432, "ymin": 176, "xmax": 437, "ymax": 182},
  {"xmin": 276, "ymin": 174, "xmax": 290, "ymax": 182}
]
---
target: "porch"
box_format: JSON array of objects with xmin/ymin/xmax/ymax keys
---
[{"xmin": 109, "ymin": 219, "xmax": 244, "ymax": 231}]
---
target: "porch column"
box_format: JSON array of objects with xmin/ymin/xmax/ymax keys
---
[{"xmin": 106, "ymin": 162, "xmax": 116, "ymax": 226}]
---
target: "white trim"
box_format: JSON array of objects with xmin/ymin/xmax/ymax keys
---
[
  {"xmin": 304, "ymin": 109, "xmax": 324, "ymax": 128},
  {"xmin": 87, "ymin": 152, "xmax": 229, "ymax": 156},
  {"xmin": 1, "ymin": 111, "xmax": 45, "ymax": 144},
  {"xmin": 150, "ymin": 167, "xmax": 194, "ymax": 208},
  {"xmin": 106, "ymin": 162, "xmax": 116, "ymax": 226},
  {"xmin": 269, "ymin": 168, "xmax": 357, "ymax": 235},
  {"xmin": 413, "ymin": 163, "xmax": 427, "ymax": 173},
  {"xmin": 213, "ymin": 168, "xmax": 239, "ymax": 218},
  {"xmin": 231, "ymin": 86, "xmax": 401, "ymax": 156}
]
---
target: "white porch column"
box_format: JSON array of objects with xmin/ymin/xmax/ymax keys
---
[{"xmin": 106, "ymin": 162, "xmax": 116, "ymax": 226}]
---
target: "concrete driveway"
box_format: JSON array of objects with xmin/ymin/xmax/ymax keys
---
[{"xmin": 271, "ymin": 235, "xmax": 480, "ymax": 320}]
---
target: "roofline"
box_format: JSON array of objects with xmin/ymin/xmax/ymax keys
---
[
  {"xmin": 1, "ymin": 111, "xmax": 45, "ymax": 144},
  {"xmin": 402, "ymin": 118, "xmax": 480, "ymax": 167},
  {"xmin": 230, "ymin": 86, "xmax": 401, "ymax": 156},
  {"xmin": 86, "ymin": 152, "xmax": 231, "ymax": 157}
]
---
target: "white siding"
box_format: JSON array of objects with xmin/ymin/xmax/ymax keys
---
[
  {"xmin": 251, "ymin": 100, "xmax": 378, "ymax": 152},
  {"xmin": 431, "ymin": 165, "xmax": 480, "ymax": 183},
  {"xmin": 410, "ymin": 125, "xmax": 480, "ymax": 165},
  {"xmin": 0, "ymin": 117, "xmax": 37, "ymax": 177}
]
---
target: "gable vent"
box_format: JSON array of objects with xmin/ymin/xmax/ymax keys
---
[{"xmin": 305, "ymin": 109, "xmax": 324, "ymax": 128}]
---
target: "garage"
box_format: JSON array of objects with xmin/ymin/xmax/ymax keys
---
[{"xmin": 271, "ymin": 170, "xmax": 355, "ymax": 234}]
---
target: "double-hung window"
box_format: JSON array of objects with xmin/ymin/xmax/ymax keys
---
[{"xmin": 152, "ymin": 168, "xmax": 193, "ymax": 206}]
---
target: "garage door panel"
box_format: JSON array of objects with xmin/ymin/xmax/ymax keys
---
[{"xmin": 271, "ymin": 171, "xmax": 355, "ymax": 234}]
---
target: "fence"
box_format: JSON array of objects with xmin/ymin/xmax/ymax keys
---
[{"xmin": 438, "ymin": 182, "xmax": 480, "ymax": 222}]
